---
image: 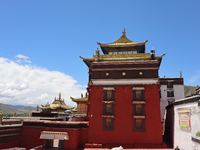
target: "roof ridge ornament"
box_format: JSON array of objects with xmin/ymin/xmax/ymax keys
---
[{"xmin": 122, "ymin": 28, "xmax": 126, "ymax": 37}]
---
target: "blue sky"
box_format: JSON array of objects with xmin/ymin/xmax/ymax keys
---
[{"xmin": 0, "ymin": 1, "xmax": 200, "ymax": 106}]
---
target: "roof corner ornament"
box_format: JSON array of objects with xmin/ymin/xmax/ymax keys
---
[
  {"xmin": 95, "ymin": 48, "xmax": 100, "ymax": 61},
  {"xmin": 180, "ymin": 71, "xmax": 182, "ymax": 78},
  {"xmin": 122, "ymin": 28, "xmax": 126, "ymax": 36}
]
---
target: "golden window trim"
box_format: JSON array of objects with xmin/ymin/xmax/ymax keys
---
[
  {"xmin": 133, "ymin": 115, "xmax": 145, "ymax": 119},
  {"xmin": 103, "ymin": 87, "xmax": 115, "ymax": 91},
  {"xmin": 102, "ymin": 115, "xmax": 115, "ymax": 118},
  {"xmin": 102, "ymin": 101, "xmax": 115, "ymax": 104},
  {"xmin": 132, "ymin": 87, "xmax": 145, "ymax": 91},
  {"xmin": 132, "ymin": 101, "xmax": 146, "ymax": 104}
]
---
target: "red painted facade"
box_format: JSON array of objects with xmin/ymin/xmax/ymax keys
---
[
  {"xmin": 82, "ymin": 31, "xmax": 167, "ymax": 148},
  {"xmin": 0, "ymin": 121, "xmax": 88, "ymax": 150},
  {"xmin": 87, "ymin": 85, "xmax": 165, "ymax": 148}
]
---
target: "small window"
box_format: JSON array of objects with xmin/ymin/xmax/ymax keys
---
[
  {"xmin": 167, "ymin": 81, "xmax": 173, "ymax": 88},
  {"xmin": 167, "ymin": 91, "xmax": 174, "ymax": 97},
  {"xmin": 103, "ymin": 118, "xmax": 114, "ymax": 130},
  {"xmin": 103, "ymin": 103, "xmax": 114, "ymax": 115},
  {"xmin": 136, "ymin": 91, "xmax": 141, "ymax": 100},
  {"xmin": 133, "ymin": 119, "xmax": 146, "ymax": 131},
  {"xmin": 133, "ymin": 90, "xmax": 145, "ymax": 101},
  {"xmin": 103, "ymin": 90, "xmax": 115, "ymax": 101},
  {"xmin": 105, "ymin": 118, "xmax": 112, "ymax": 128},
  {"xmin": 133, "ymin": 104, "xmax": 145, "ymax": 116},
  {"xmin": 107, "ymin": 91, "xmax": 112, "ymax": 100},
  {"xmin": 106, "ymin": 104, "xmax": 112, "ymax": 113}
]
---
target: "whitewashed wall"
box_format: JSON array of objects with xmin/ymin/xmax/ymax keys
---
[
  {"xmin": 174, "ymin": 97, "xmax": 200, "ymax": 150},
  {"xmin": 160, "ymin": 85, "xmax": 184, "ymax": 120}
]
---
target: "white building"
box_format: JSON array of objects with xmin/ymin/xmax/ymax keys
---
[
  {"xmin": 166, "ymin": 94, "xmax": 200, "ymax": 150},
  {"xmin": 160, "ymin": 77, "xmax": 184, "ymax": 121}
]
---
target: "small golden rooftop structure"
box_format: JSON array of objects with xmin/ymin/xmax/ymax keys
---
[
  {"xmin": 70, "ymin": 93, "xmax": 88, "ymax": 114},
  {"xmin": 40, "ymin": 93, "xmax": 74, "ymax": 113}
]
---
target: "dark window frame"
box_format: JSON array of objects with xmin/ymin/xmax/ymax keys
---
[
  {"xmin": 102, "ymin": 118, "xmax": 115, "ymax": 131},
  {"xmin": 102, "ymin": 103, "xmax": 115, "ymax": 115},
  {"xmin": 167, "ymin": 81, "xmax": 174, "ymax": 88},
  {"xmin": 132, "ymin": 90, "xmax": 145, "ymax": 101},
  {"xmin": 167, "ymin": 90, "xmax": 174, "ymax": 97},
  {"xmin": 133, "ymin": 104, "xmax": 145, "ymax": 116},
  {"xmin": 133, "ymin": 119, "xmax": 146, "ymax": 132},
  {"xmin": 103, "ymin": 90, "xmax": 115, "ymax": 101}
]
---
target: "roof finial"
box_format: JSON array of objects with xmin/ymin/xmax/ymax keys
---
[
  {"xmin": 122, "ymin": 28, "xmax": 126, "ymax": 36},
  {"xmin": 59, "ymin": 92, "xmax": 61, "ymax": 100}
]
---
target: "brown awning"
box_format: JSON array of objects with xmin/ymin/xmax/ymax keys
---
[{"xmin": 40, "ymin": 131, "xmax": 69, "ymax": 140}]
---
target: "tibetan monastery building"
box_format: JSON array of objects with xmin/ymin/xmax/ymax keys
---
[{"xmin": 80, "ymin": 29, "xmax": 167, "ymax": 148}]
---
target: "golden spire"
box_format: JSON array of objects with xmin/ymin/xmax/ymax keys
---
[
  {"xmin": 122, "ymin": 28, "xmax": 126, "ymax": 36},
  {"xmin": 59, "ymin": 92, "xmax": 61, "ymax": 100}
]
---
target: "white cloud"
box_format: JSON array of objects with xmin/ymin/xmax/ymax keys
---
[
  {"xmin": 0, "ymin": 55, "xmax": 86, "ymax": 107},
  {"xmin": 15, "ymin": 54, "xmax": 31, "ymax": 63}
]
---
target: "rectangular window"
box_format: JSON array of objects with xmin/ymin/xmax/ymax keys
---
[
  {"xmin": 133, "ymin": 119, "xmax": 146, "ymax": 131},
  {"xmin": 103, "ymin": 87, "xmax": 115, "ymax": 101},
  {"xmin": 167, "ymin": 81, "xmax": 173, "ymax": 88},
  {"xmin": 107, "ymin": 91, "xmax": 112, "ymax": 100},
  {"xmin": 103, "ymin": 103, "xmax": 115, "ymax": 115},
  {"xmin": 133, "ymin": 90, "xmax": 145, "ymax": 101},
  {"xmin": 105, "ymin": 118, "xmax": 112, "ymax": 128},
  {"xmin": 103, "ymin": 118, "xmax": 115, "ymax": 130},
  {"xmin": 167, "ymin": 90, "xmax": 174, "ymax": 97},
  {"xmin": 136, "ymin": 91, "xmax": 141, "ymax": 100},
  {"xmin": 106, "ymin": 104, "xmax": 112, "ymax": 113},
  {"xmin": 133, "ymin": 104, "xmax": 145, "ymax": 116}
]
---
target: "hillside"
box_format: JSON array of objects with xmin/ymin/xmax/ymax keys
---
[
  {"xmin": 0, "ymin": 103, "xmax": 36, "ymax": 114},
  {"xmin": 184, "ymin": 85, "xmax": 197, "ymax": 97}
]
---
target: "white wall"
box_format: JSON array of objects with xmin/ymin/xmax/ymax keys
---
[
  {"xmin": 174, "ymin": 98, "xmax": 200, "ymax": 150},
  {"xmin": 160, "ymin": 85, "xmax": 184, "ymax": 120}
]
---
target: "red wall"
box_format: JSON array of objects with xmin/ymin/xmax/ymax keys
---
[
  {"xmin": 87, "ymin": 85, "xmax": 164, "ymax": 147},
  {"xmin": 20, "ymin": 120, "xmax": 88, "ymax": 150},
  {"xmin": 0, "ymin": 126, "xmax": 21, "ymax": 149},
  {"xmin": 20, "ymin": 125, "xmax": 44, "ymax": 149}
]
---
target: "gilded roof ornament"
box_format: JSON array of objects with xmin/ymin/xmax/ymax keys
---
[
  {"xmin": 97, "ymin": 30, "xmax": 148, "ymax": 47},
  {"xmin": 122, "ymin": 28, "xmax": 126, "ymax": 37}
]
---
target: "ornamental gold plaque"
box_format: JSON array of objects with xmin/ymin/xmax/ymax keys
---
[
  {"xmin": 122, "ymin": 72, "xmax": 126, "ymax": 76},
  {"xmin": 139, "ymin": 72, "xmax": 143, "ymax": 75},
  {"xmin": 106, "ymin": 73, "xmax": 109, "ymax": 76}
]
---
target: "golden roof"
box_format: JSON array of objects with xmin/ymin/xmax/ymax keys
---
[
  {"xmin": 70, "ymin": 97, "xmax": 88, "ymax": 103},
  {"xmin": 70, "ymin": 93, "xmax": 88, "ymax": 103},
  {"xmin": 80, "ymin": 49, "xmax": 166, "ymax": 66},
  {"xmin": 40, "ymin": 93, "xmax": 74, "ymax": 111},
  {"xmin": 97, "ymin": 29, "xmax": 148, "ymax": 47}
]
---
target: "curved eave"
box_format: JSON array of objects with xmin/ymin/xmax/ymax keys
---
[
  {"xmin": 70, "ymin": 97, "xmax": 88, "ymax": 103},
  {"xmin": 80, "ymin": 56, "xmax": 95, "ymax": 67},
  {"xmin": 80, "ymin": 53, "xmax": 165, "ymax": 64},
  {"xmin": 40, "ymin": 104, "xmax": 74, "ymax": 110},
  {"xmin": 97, "ymin": 39, "xmax": 148, "ymax": 48}
]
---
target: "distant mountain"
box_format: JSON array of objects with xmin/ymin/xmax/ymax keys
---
[
  {"xmin": 8, "ymin": 104, "xmax": 27, "ymax": 109},
  {"xmin": 0, "ymin": 103, "xmax": 36, "ymax": 114}
]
